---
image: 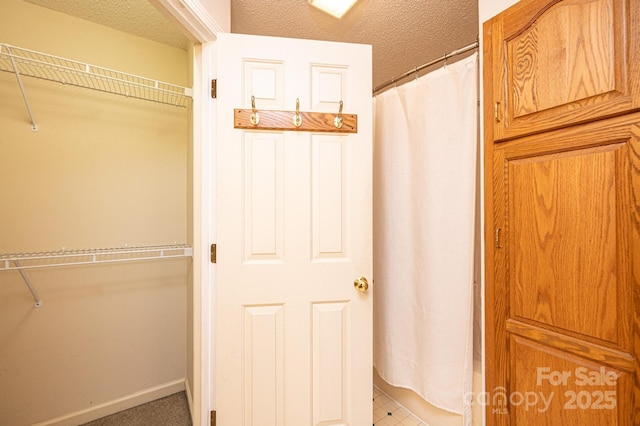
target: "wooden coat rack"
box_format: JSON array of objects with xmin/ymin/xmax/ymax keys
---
[{"xmin": 234, "ymin": 98, "xmax": 357, "ymax": 133}]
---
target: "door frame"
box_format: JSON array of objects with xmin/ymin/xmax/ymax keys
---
[{"xmin": 147, "ymin": 2, "xmax": 221, "ymax": 426}]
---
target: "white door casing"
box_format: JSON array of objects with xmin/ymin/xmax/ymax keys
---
[{"xmin": 215, "ymin": 33, "xmax": 373, "ymax": 425}]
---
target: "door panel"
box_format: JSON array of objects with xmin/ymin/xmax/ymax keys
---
[
  {"xmin": 244, "ymin": 60, "xmax": 285, "ymax": 108},
  {"xmin": 243, "ymin": 304, "xmax": 285, "ymax": 425},
  {"xmin": 485, "ymin": 0, "xmax": 640, "ymax": 141},
  {"xmin": 312, "ymin": 135, "xmax": 349, "ymax": 260},
  {"xmin": 312, "ymin": 302, "xmax": 350, "ymax": 425},
  {"xmin": 311, "ymin": 66, "xmax": 348, "ymax": 110},
  {"xmin": 243, "ymin": 132, "xmax": 284, "ymax": 262},
  {"xmin": 486, "ymin": 114, "xmax": 640, "ymax": 425},
  {"xmin": 215, "ymin": 33, "xmax": 372, "ymax": 425}
]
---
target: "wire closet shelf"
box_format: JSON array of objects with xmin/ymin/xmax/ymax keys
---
[
  {"xmin": 0, "ymin": 43, "xmax": 192, "ymax": 107},
  {"xmin": 0, "ymin": 244, "xmax": 193, "ymax": 271}
]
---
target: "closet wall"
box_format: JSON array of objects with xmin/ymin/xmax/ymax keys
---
[{"xmin": 0, "ymin": 1, "xmax": 190, "ymax": 425}]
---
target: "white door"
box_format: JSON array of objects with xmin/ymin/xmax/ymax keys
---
[{"xmin": 215, "ymin": 33, "xmax": 373, "ymax": 425}]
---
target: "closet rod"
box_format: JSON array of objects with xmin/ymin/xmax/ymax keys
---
[{"xmin": 373, "ymin": 40, "xmax": 479, "ymax": 95}]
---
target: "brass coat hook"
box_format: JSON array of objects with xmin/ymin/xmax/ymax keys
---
[
  {"xmin": 250, "ymin": 95, "xmax": 260, "ymax": 126},
  {"xmin": 233, "ymin": 98, "xmax": 357, "ymax": 133},
  {"xmin": 293, "ymin": 98, "xmax": 302, "ymax": 127},
  {"xmin": 334, "ymin": 100, "xmax": 344, "ymax": 129}
]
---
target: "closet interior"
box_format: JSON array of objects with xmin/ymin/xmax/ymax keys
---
[{"xmin": 0, "ymin": 1, "xmax": 193, "ymax": 424}]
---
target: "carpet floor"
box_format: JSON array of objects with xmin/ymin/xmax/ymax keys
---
[{"xmin": 80, "ymin": 392, "xmax": 192, "ymax": 426}]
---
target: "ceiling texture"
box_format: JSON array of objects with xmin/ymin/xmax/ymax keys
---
[
  {"xmin": 231, "ymin": 0, "xmax": 479, "ymax": 90},
  {"xmin": 22, "ymin": 0, "xmax": 479, "ymax": 91},
  {"xmin": 23, "ymin": 0, "xmax": 191, "ymax": 50}
]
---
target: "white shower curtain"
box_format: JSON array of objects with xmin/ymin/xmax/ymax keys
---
[{"xmin": 373, "ymin": 53, "xmax": 478, "ymax": 425}]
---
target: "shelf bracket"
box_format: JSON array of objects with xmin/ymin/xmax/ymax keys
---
[
  {"xmin": 13, "ymin": 261, "xmax": 43, "ymax": 307},
  {"xmin": 6, "ymin": 46, "xmax": 38, "ymax": 131}
]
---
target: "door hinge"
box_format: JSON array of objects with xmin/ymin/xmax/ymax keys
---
[
  {"xmin": 211, "ymin": 79, "xmax": 217, "ymax": 98},
  {"xmin": 210, "ymin": 244, "xmax": 217, "ymax": 263},
  {"xmin": 210, "ymin": 410, "xmax": 216, "ymax": 426}
]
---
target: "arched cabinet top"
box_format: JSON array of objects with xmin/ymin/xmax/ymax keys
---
[{"xmin": 484, "ymin": 0, "xmax": 639, "ymax": 142}]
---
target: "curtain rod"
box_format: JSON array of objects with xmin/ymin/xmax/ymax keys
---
[{"xmin": 373, "ymin": 40, "xmax": 479, "ymax": 95}]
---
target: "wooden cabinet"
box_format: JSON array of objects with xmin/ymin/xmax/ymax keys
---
[
  {"xmin": 486, "ymin": 115, "xmax": 640, "ymax": 425},
  {"xmin": 484, "ymin": 0, "xmax": 640, "ymax": 142},
  {"xmin": 484, "ymin": 0, "xmax": 640, "ymax": 425}
]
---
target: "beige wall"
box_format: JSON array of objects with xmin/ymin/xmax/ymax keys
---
[{"xmin": 0, "ymin": 0, "xmax": 190, "ymax": 424}]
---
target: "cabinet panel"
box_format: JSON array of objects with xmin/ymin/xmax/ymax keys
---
[
  {"xmin": 509, "ymin": 0, "xmax": 615, "ymax": 117},
  {"xmin": 484, "ymin": 0, "xmax": 640, "ymax": 141},
  {"xmin": 508, "ymin": 143, "xmax": 626, "ymax": 347},
  {"xmin": 508, "ymin": 335, "xmax": 631, "ymax": 425}
]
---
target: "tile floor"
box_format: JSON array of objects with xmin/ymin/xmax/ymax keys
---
[{"xmin": 373, "ymin": 386, "xmax": 429, "ymax": 426}]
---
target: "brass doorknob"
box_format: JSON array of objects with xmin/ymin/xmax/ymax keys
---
[{"xmin": 354, "ymin": 277, "xmax": 369, "ymax": 293}]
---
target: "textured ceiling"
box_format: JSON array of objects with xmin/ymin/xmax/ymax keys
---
[
  {"xmin": 22, "ymin": 0, "xmax": 479, "ymax": 90},
  {"xmin": 232, "ymin": 0, "xmax": 479, "ymax": 90},
  {"xmin": 23, "ymin": 0, "xmax": 191, "ymax": 49}
]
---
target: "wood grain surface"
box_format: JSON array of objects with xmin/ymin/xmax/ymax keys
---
[{"xmin": 234, "ymin": 109, "xmax": 357, "ymax": 133}]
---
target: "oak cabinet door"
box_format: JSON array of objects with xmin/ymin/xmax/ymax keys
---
[
  {"xmin": 484, "ymin": 0, "xmax": 640, "ymax": 142},
  {"xmin": 485, "ymin": 114, "xmax": 640, "ymax": 426}
]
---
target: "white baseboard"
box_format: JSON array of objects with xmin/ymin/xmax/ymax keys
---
[{"xmin": 32, "ymin": 379, "xmax": 186, "ymax": 426}]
